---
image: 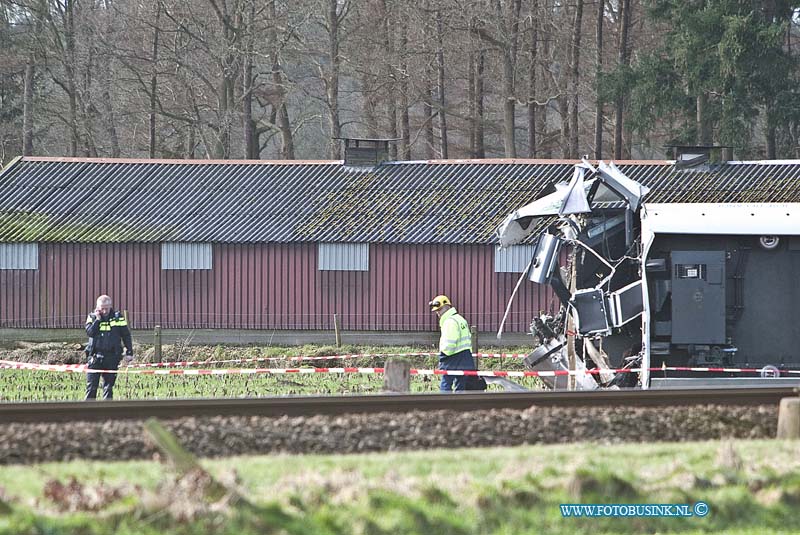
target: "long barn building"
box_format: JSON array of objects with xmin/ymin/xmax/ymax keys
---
[{"xmin": 1, "ymin": 156, "xmax": 799, "ymax": 334}]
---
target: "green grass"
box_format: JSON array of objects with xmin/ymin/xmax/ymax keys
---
[
  {"xmin": 0, "ymin": 440, "xmax": 799, "ymax": 534},
  {"xmin": 0, "ymin": 344, "xmax": 543, "ymax": 401}
]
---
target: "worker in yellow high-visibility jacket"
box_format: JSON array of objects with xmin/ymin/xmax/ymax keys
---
[{"xmin": 429, "ymin": 294, "xmax": 479, "ymax": 392}]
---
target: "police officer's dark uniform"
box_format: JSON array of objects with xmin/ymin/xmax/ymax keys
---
[{"xmin": 85, "ymin": 309, "xmax": 133, "ymax": 400}]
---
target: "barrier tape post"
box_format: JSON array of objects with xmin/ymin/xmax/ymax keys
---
[{"xmin": 154, "ymin": 325, "xmax": 162, "ymax": 363}]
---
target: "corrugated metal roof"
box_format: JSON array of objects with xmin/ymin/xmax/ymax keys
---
[{"xmin": 0, "ymin": 157, "xmax": 799, "ymax": 243}]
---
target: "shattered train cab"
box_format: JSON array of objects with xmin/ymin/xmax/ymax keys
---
[{"xmin": 496, "ymin": 160, "xmax": 800, "ymax": 390}]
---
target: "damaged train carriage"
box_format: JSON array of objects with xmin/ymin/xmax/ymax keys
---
[{"xmin": 496, "ymin": 160, "xmax": 800, "ymax": 389}]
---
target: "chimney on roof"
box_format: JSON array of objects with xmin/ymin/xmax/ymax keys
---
[
  {"xmin": 336, "ymin": 137, "xmax": 397, "ymax": 168},
  {"xmin": 667, "ymin": 145, "xmax": 732, "ymax": 170}
]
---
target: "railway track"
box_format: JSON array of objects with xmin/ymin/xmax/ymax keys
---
[{"xmin": 1, "ymin": 386, "xmax": 796, "ymax": 423}]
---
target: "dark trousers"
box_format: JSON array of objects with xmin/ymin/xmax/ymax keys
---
[
  {"xmin": 85, "ymin": 372, "xmax": 117, "ymax": 400},
  {"xmin": 438, "ymin": 349, "xmax": 477, "ymax": 392},
  {"xmin": 85, "ymin": 353, "xmax": 120, "ymax": 400}
]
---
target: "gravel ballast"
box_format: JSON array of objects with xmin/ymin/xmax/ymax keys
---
[{"xmin": 0, "ymin": 404, "xmax": 777, "ymax": 465}]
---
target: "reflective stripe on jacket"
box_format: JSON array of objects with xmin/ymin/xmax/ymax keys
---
[
  {"xmin": 438, "ymin": 308, "xmax": 472, "ymax": 356},
  {"xmin": 85, "ymin": 309, "xmax": 132, "ymax": 355}
]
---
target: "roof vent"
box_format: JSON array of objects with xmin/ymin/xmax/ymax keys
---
[
  {"xmin": 337, "ymin": 138, "xmax": 396, "ymax": 168},
  {"xmin": 667, "ymin": 145, "xmax": 732, "ymax": 170}
]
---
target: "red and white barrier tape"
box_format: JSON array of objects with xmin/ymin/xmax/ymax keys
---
[
  {"xmin": 125, "ymin": 352, "xmax": 528, "ymax": 369},
  {"xmin": 129, "ymin": 352, "xmax": 431, "ymax": 368},
  {"xmin": 2, "ymin": 359, "xmax": 799, "ymax": 378},
  {"xmin": 0, "ymin": 352, "xmax": 528, "ymax": 372}
]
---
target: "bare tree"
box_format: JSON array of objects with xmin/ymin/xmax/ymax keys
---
[
  {"xmin": 242, "ymin": 0, "xmax": 257, "ymax": 158},
  {"xmin": 594, "ymin": 0, "xmax": 604, "ymax": 159},
  {"xmin": 435, "ymin": 8, "xmax": 448, "ymax": 158},
  {"xmin": 267, "ymin": 0, "xmax": 294, "ymax": 158},
  {"xmin": 380, "ymin": 0, "xmax": 398, "ymax": 158},
  {"xmin": 16, "ymin": 0, "xmax": 46, "ymax": 156},
  {"xmin": 0, "ymin": 0, "xmax": 795, "ymax": 164},
  {"xmin": 472, "ymin": 0, "xmax": 523, "ymax": 157},
  {"xmin": 149, "ymin": 1, "xmax": 161, "ymax": 158},
  {"xmin": 397, "ymin": 12, "xmax": 411, "ymax": 159},
  {"xmin": 614, "ymin": 0, "xmax": 631, "ymax": 159},
  {"xmin": 526, "ymin": 0, "xmax": 538, "ymax": 157},
  {"xmin": 420, "ymin": 2, "xmax": 437, "ymax": 158},
  {"xmin": 568, "ymin": 0, "xmax": 583, "ymax": 158},
  {"xmin": 324, "ymin": 0, "xmax": 347, "ymax": 158}
]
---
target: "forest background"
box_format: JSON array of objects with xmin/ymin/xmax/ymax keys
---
[{"xmin": 1, "ymin": 0, "xmax": 799, "ymax": 166}]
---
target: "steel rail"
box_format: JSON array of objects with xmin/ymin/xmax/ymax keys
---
[{"xmin": 0, "ymin": 387, "xmax": 796, "ymax": 423}]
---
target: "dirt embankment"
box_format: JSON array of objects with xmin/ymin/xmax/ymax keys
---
[
  {"xmin": 0, "ymin": 405, "xmax": 776, "ymax": 465},
  {"xmin": 0, "ymin": 342, "xmax": 86, "ymax": 364},
  {"xmin": 0, "ymin": 341, "xmax": 258, "ymax": 365}
]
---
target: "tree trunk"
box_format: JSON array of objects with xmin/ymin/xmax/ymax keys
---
[
  {"xmin": 594, "ymin": 0, "xmax": 604, "ymax": 159},
  {"xmin": 21, "ymin": 0, "xmax": 45, "ymax": 156},
  {"xmin": 242, "ymin": 2, "xmax": 257, "ymax": 159},
  {"xmin": 382, "ymin": 0, "xmax": 398, "ymax": 159},
  {"xmin": 276, "ymin": 100, "xmax": 294, "ymax": 159},
  {"xmin": 766, "ymin": 122, "xmax": 777, "ymax": 159},
  {"xmin": 475, "ymin": 49, "xmax": 486, "ymax": 158},
  {"xmin": 539, "ymin": 27, "xmax": 550, "ymax": 158},
  {"xmin": 421, "ymin": 5, "xmax": 435, "ymax": 159},
  {"xmin": 243, "ymin": 53, "xmax": 255, "ymax": 158},
  {"xmin": 185, "ymin": 125, "xmax": 196, "ymax": 159},
  {"xmin": 268, "ymin": 0, "xmax": 294, "ymax": 159},
  {"xmin": 696, "ymin": 92, "xmax": 710, "ymax": 145},
  {"xmin": 326, "ymin": 0, "xmax": 342, "ymax": 159},
  {"xmin": 79, "ymin": 42, "xmax": 98, "ymax": 158},
  {"xmin": 399, "ymin": 93, "xmax": 410, "ymax": 159},
  {"xmin": 559, "ymin": 95, "xmax": 569, "ymax": 158},
  {"xmin": 64, "ymin": 0, "xmax": 78, "ymax": 156},
  {"xmin": 387, "ymin": 101, "xmax": 398, "ymax": 159},
  {"xmin": 22, "ymin": 58, "xmax": 34, "ymax": 156},
  {"xmin": 527, "ymin": 0, "xmax": 538, "ymax": 158},
  {"xmin": 399, "ymin": 17, "xmax": 410, "ymax": 160},
  {"xmin": 421, "ymin": 62, "xmax": 435, "ymax": 155},
  {"xmin": 469, "ymin": 52, "xmax": 476, "ymax": 156},
  {"xmin": 502, "ymin": 55, "xmax": 516, "ymax": 158},
  {"xmin": 101, "ymin": 75, "xmax": 120, "ymax": 157},
  {"xmin": 435, "ymin": 10, "xmax": 448, "ymax": 159},
  {"xmin": 613, "ymin": 0, "xmax": 630, "ymax": 159},
  {"xmin": 149, "ymin": 1, "xmax": 161, "ymax": 159},
  {"xmin": 423, "ymin": 86, "xmax": 435, "ymax": 158},
  {"xmin": 499, "ymin": 0, "xmax": 522, "ymax": 158},
  {"xmin": 569, "ymin": 0, "xmax": 584, "ymax": 159},
  {"xmin": 362, "ymin": 74, "xmax": 379, "ymax": 136},
  {"xmin": 214, "ymin": 77, "xmax": 231, "ymax": 158}
]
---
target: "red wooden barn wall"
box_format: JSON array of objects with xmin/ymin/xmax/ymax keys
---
[{"xmin": 0, "ymin": 243, "xmax": 556, "ymax": 332}]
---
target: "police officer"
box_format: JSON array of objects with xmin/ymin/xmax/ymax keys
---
[
  {"xmin": 85, "ymin": 295, "xmax": 133, "ymax": 400},
  {"xmin": 429, "ymin": 294, "xmax": 481, "ymax": 392}
]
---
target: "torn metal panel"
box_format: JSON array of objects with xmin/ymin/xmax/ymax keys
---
[
  {"xmin": 523, "ymin": 338, "xmax": 568, "ymax": 390},
  {"xmin": 558, "ymin": 165, "xmax": 593, "ymax": 215},
  {"xmin": 527, "ymin": 233, "xmax": 561, "ymax": 284},
  {"xmin": 523, "ymin": 335, "xmax": 598, "ymax": 390},
  {"xmin": 596, "ymin": 161, "xmax": 651, "ymax": 211},
  {"xmin": 496, "ymin": 175, "xmax": 595, "ymax": 247},
  {"xmin": 483, "ymin": 377, "xmax": 530, "ymax": 391}
]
